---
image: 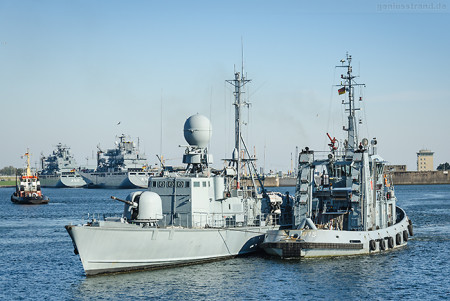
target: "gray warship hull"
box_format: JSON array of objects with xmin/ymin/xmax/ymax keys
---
[
  {"xmin": 39, "ymin": 173, "xmax": 87, "ymax": 188},
  {"xmin": 79, "ymin": 171, "xmax": 150, "ymax": 189},
  {"xmin": 66, "ymin": 222, "xmax": 276, "ymax": 275}
]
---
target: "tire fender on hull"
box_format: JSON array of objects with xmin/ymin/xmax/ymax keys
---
[
  {"xmin": 388, "ymin": 237, "xmax": 394, "ymax": 249},
  {"xmin": 396, "ymin": 233, "xmax": 402, "ymax": 245},
  {"xmin": 369, "ymin": 240, "xmax": 376, "ymax": 251},
  {"xmin": 379, "ymin": 239, "xmax": 386, "ymax": 251},
  {"xmin": 408, "ymin": 222, "xmax": 414, "ymax": 236},
  {"xmin": 403, "ymin": 230, "xmax": 409, "ymax": 242}
]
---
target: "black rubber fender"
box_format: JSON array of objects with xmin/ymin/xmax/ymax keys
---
[
  {"xmin": 408, "ymin": 223, "xmax": 414, "ymax": 236},
  {"xmin": 388, "ymin": 237, "xmax": 394, "ymax": 249},
  {"xmin": 403, "ymin": 230, "xmax": 409, "ymax": 242},
  {"xmin": 379, "ymin": 239, "xmax": 386, "ymax": 251},
  {"xmin": 396, "ymin": 233, "xmax": 402, "ymax": 245},
  {"xmin": 369, "ymin": 240, "xmax": 376, "ymax": 251}
]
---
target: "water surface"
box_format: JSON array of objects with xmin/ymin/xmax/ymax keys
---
[{"xmin": 0, "ymin": 185, "xmax": 448, "ymax": 300}]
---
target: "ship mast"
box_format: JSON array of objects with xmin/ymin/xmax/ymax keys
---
[
  {"xmin": 226, "ymin": 70, "xmax": 250, "ymax": 188},
  {"xmin": 24, "ymin": 149, "xmax": 32, "ymax": 177},
  {"xmin": 337, "ymin": 53, "xmax": 365, "ymax": 159}
]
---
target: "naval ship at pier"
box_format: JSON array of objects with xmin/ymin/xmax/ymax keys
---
[
  {"xmin": 261, "ymin": 54, "xmax": 413, "ymax": 258},
  {"xmin": 39, "ymin": 143, "xmax": 86, "ymax": 188},
  {"xmin": 66, "ymin": 69, "xmax": 282, "ymax": 275},
  {"xmin": 79, "ymin": 135, "xmax": 153, "ymax": 189}
]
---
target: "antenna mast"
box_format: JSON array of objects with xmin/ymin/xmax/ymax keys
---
[
  {"xmin": 336, "ymin": 53, "xmax": 365, "ymax": 159},
  {"xmin": 226, "ymin": 64, "xmax": 251, "ymax": 188}
]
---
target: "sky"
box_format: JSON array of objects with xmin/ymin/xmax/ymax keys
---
[{"xmin": 0, "ymin": 0, "xmax": 449, "ymax": 173}]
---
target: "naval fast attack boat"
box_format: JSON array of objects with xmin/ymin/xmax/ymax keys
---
[
  {"xmin": 11, "ymin": 150, "xmax": 49, "ymax": 205},
  {"xmin": 261, "ymin": 54, "xmax": 413, "ymax": 258},
  {"xmin": 66, "ymin": 71, "xmax": 282, "ymax": 276},
  {"xmin": 39, "ymin": 143, "xmax": 87, "ymax": 188},
  {"xmin": 79, "ymin": 134, "xmax": 154, "ymax": 189}
]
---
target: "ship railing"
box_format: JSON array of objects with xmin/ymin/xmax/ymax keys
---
[
  {"xmin": 84, "ymin": 212, "xmax": 121, "ymax": 223},
  {"xmin": 154, "ymin": 212, "xmax": 284, "ymax": 229},
  {"xmin": 84, "ymin": 211, "xmax": 286, "ymax": 228}
]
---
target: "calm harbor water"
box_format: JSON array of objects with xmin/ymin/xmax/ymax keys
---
[{"xmin": 0, "ymin": 185, "xmax": 449, "ymax": 300}]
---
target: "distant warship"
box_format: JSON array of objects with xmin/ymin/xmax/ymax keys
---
[
  {"xmin": 261, "ymin": 54, "xmax": 413, "ymax": 258},
  {"xmin": 79, "ymin": 135, "xmax": 153, "ymax": 189},
  {"xmin": 39, "ymin": 143, "xmax": 86, "ymax": 188},
  {"xmin": 66, "ymin": 70, "xmax": 282, "ymax": 276}
]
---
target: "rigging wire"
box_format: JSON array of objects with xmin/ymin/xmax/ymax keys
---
[
  {"xmin": 224, "ymin": 81, "xmax": 229, "ymax": 161},
  {"xmin": 360, "ymin": 85, "xmax": 371, "ymax": 140}
]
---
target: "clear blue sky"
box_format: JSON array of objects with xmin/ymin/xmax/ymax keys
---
[{"xmin": 1, "ymin": 0, "xmax": 449, "ymax": 172}]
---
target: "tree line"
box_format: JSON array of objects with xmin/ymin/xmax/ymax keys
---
[
  {"xmin": 0, "ymin": 166, "xmax": 24, "ymax": 175},
  {"xmin": 437, "ymin": 162, "xmax": 450, "ymax": 171}
]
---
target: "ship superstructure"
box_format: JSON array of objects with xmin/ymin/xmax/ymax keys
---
[
  {"xmin": 39, "ymin": 143, "xmax": 86, "ymax": 188},
  {"xmin": 65, "ymin": 69, "xmax": 282, "ymax": 276},
  {"xmin": 261, "ymin": 54, "xmax": 413, "ymax": 258},
  {"xmin": 79, "ymin": 135, "xmax": 153, "ymax": 188}
]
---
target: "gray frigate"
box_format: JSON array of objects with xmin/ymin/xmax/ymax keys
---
[
  {"xmin": 65, "ymin": 70, "xmax": 282, "ymax": 275},
  {"xmin": 79, "ymin": 135, "xmax": 154, "ymax": 189},
  {"xmin": 39, "ymin": 143, "xmax": 86, "ymax": 188}
]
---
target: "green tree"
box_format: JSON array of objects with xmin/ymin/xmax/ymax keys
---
[
  {"xmin": 0, "ymin": 166, "xmax": 23, "ymax": 175},
  {"xmin": 437, "ymin": 162, "xmax": 450, "ymax": 171}
]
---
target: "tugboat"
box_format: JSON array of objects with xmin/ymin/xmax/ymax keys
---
[
  {"xmin": 65, "ymin": 70, "xmax": 281, "ymax": 276},
  {"xmin": 11, "ymin": 150, "xmax": 50, "ymax": 205},
  {"xmin": 261, "ymin": 54, "xmax": 413, "ymax": 258}
]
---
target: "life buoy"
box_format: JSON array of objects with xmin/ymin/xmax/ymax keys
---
[
  {"xmin": 379, "ymin": 239, "xmax": 386, "ymax": 251},
  {"xmin": 396, "ymin": 233, "xmax": 402, "ymax": 245},
  {"xmin": 32, "ymin": 193, "xmax": 38, "ymax": 198},
  {"xmin": 369, "ymin": 240, "xmax": 376, "ymax": 251},
  {"xmin": 386, "ymin": 192, "xmax": 390, "ymax": 200},
  {"xmin": 388, "ymin": 237, "xmax": 394, "ymax": 249},
  {"xmin": 403, "ymin": 230, "xmax": 408, "ymax": 242}
]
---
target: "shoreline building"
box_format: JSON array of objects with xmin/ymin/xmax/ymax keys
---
[{"xmin": 417, "ymin": 149, "xmax": 434, "ymax": 171}]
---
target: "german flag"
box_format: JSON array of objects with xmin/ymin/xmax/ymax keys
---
[{"xmin": 338, "ymin": 87, "xmax": 346, "ymax": 95}]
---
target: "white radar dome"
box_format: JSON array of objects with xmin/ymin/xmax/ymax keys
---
[{"xmin": 184, "ymin": 114, "xmax": 212, "ymax": 148}]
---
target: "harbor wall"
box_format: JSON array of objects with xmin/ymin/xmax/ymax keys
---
[
  {"xmin": 248, "ymin": 172, "xmax": 450, "ymax": 187},
  {"xmin": 392, "ymin": 171, "xmax": 450, "ymax": 185},
  {"xmin": 243, "ymin": 176, "xmax": 296, "ymax": 187}
]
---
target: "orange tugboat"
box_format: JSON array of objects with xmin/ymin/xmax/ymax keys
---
[{"xmin": 11, "ymin": 150, "xmax": 49, "ymax": 205}]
